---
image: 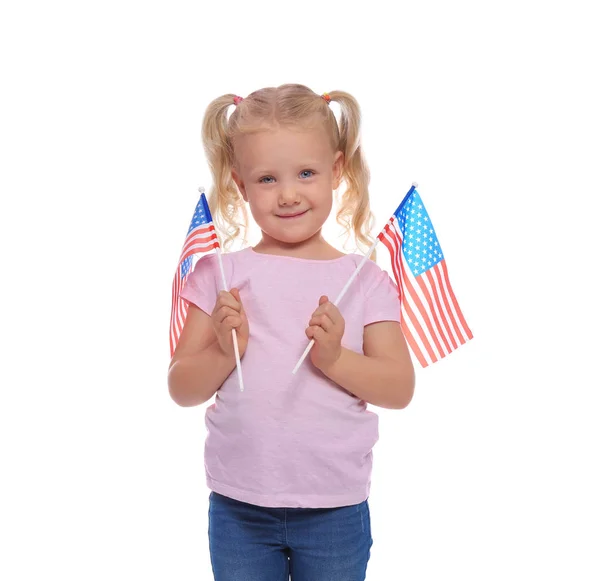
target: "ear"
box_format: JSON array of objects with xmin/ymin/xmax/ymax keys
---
[
  {"xmin": 332, "ymin": 150, "xmax": 344, "ymax": 190},
  {"xmin": 231, "ymin": 167, "xmax": 248, "ymax": 202}
]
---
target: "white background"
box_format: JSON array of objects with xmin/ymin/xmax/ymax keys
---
[{"xmin": 1, "ymin": 0, "xmax": 598, "ymax": 579}]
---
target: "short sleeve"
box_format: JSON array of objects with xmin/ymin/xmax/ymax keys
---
[
  {"xmin": 179, "ymin": 253, "xmax": 221, "ymax": 316},
  {"xmin": 361, "ymin": 259, "xmax": 401, "ymax": 327}
]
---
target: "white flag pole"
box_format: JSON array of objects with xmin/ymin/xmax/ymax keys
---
[
  {"xmin": 199, "ymin": 187, "xmax": 245, "ymax": 392},
  {"xmin": 291, "ymin": 237, "xmax": 381, "ymax": 375}
]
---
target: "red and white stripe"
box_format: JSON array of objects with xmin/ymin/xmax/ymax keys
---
[
  {"xmin": 169, "ymin": 223, "xmax": 219, "ymax": 357},
  {"xmin": 378, "ymin": 218, "xmax": 472, "ymax": 367}
]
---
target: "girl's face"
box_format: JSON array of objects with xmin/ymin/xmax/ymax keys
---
[{"xmin": 231, "ymin": 126, "xmax": 344, "ymax": 248}]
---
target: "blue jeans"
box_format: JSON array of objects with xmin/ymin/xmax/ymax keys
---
[{"xmin": 208, "ymin": 491, "xmax": 373, "ymax": 581}]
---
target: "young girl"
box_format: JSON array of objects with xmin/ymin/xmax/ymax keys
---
[{"xmin": 168, "ymin": 83, "xmax": 415, "ymax": 581}]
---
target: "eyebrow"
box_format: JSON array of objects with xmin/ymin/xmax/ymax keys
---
[{"xmin": 249, "ymin": 162, "xmax": 323, "ymax": 174}]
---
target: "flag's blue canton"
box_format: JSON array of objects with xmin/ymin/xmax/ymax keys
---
[
  {"xmin": 395, "ymin": 190, "xmax": 444, "ymax": 277},
  {"xmin": 187, "ymin": 196, "xmax": 212, "ymax": 234},
  {"xmin": 180, "ymin": 255, "xmax": 193, "ymax": 279}
]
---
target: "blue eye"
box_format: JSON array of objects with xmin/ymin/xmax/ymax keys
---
[
  {"xmin": 258, "ymin": 170, "xmax": 315, "ymax": 184},
  {"xmin": 300, "ymin": 170, "xmax": 315, "ymax": 178}
]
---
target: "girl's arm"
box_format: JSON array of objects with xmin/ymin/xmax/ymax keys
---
[
  {"xmin": 321, "ymin": 321, "xmax": 415, "ymax": 409},
  {"xmin": 168, "ymin": 305, "xmax": 237, "ymax": 407}
]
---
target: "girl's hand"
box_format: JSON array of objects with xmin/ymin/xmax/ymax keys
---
[
  {"xmin": 211, "ymin": 288, "xmax": 249, "ymax": 358},
  {"xmin": 305, "ymin": 295, "xmax": 345, "ymax": 372}
]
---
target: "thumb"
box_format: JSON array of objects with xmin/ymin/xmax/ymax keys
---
[
  {"xmin": 319, "ymin": 295, "xmax": 329, "ymax": 305},
  {"xmin": 230, "ymin": 288, "xmax": 244, "ymax": 308}
]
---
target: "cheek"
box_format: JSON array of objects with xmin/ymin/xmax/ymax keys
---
[
  {"xmin": 316, "ymin": 191, "xmax": 333, "ymax": 215},
  {"xmin": 246, "ymin": 193, "xmax": 271, "ymax": 217}
]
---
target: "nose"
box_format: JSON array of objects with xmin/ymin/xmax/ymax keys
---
[{"xmin": 278, "ymin": 185, "xmax": 300, "ymax": 206}]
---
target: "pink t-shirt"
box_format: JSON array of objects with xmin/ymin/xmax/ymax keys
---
[{"xmin": 179, "ymin": 246, "xmax": 401, "ymax": 508}]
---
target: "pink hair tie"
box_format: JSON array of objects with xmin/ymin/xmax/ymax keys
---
[{"xmin": 233, "ymin": 95, "xmax": 244, "ymax": 105}]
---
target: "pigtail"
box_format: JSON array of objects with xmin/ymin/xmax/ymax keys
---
[
  {"xmin": 327, "ymin": 91, "xmax": 377, "ymax": 261},
  {"xmin": 201, "ymin": 94, "xmax": 249, "ymax": 250}
]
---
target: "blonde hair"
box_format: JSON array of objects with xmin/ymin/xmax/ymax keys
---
[{"xmin": 201, "ymin": 83, "xmax": 376, "ymax": 259}]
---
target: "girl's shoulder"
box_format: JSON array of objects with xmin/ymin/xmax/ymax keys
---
[
  {"xmin": 344, "ymin": 253, "xmax": 387, "ymax": 275},
  {"xmin": 351, "ymin": 255, "xmax": 398, "ymax": 296}
]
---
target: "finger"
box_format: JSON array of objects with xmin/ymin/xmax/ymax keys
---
[
  {"xmin": 310, "ymin": 326, "xmax": 326, "ymax": 342},
  {"xmin": 230, "ymin": 288, "xmax": 243, "ymax": 305},
  {"xmin": 222, "ymin": 314, "xmax": 243, "ymax": 329},
  {"xmin": 313, "ymin": 297, "xmax": 340, "ymax": 320},
  {"xmin": 306, "ymin": 325, "xmax": 322, "ymax": 340},
  {"xmin": 231, "ymin": 289, "xmax": 247, "ymax": 317},
  {"xmin": 217, "ymin": 290, "xmax": 241, "ymax": 311},
  {"xmin": 217, "ymin": 306, "xmax": 240, "ymax": 324},
  {"xmin": 312, "ymin": 295, "xmax": 329, "ymax": 315},
  {"xmin": 309, "ymin": 313, "xmax": 334, "ymax": 332}
]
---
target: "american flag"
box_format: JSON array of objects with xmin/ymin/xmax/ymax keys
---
[
  {"xmin": 378, "ymin": 185, "xmax": 472, "ymax": 367},
  {"xmin": 169, "ymin": 191, "xmax": 219, "ymax": 357}
]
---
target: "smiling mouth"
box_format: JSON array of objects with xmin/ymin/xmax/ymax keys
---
[{"xmin": 277, "ymin": 210, "xmax": 308, "ymax": 219}]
